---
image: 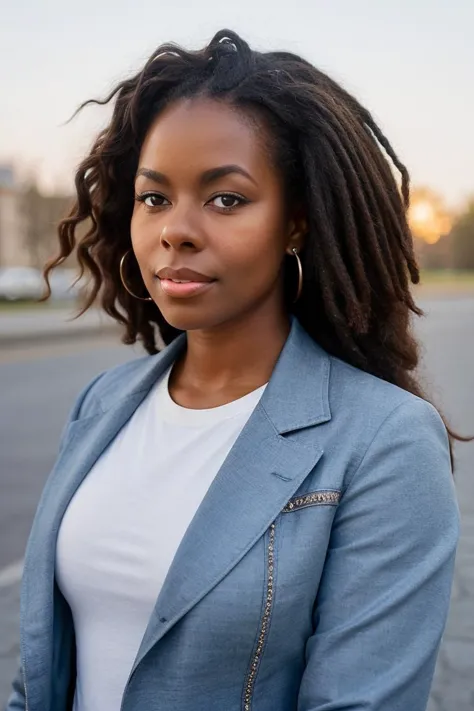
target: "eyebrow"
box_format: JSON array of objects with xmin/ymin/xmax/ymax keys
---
[{"xmin": 135, "ymin": 164, "xmax": 257, "ymax": 187}]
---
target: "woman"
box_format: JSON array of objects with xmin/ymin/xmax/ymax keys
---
[{"xmin": 7, "ymin": 29, "xmax": 461, "ymax": 711}]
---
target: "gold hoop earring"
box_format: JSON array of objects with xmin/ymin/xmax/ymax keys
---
[
  {"xmin": 291, "ymin": 248, "xmax": 303, "ymax": 303},
  {"xmin": 119, "ymin": 250, "xmax": 153, "ymax": 302}
]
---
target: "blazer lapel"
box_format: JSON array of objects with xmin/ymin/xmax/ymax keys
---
[{"xmin": 133, "ymin": 319, "xmax": 331, "ymax": 671}]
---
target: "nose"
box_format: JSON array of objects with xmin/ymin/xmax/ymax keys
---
[{"xmin": 159, "ymin": 206, "xmax": 204, "ymax": 252}]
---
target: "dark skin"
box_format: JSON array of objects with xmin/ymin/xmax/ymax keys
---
[{"xmin": 131, "ymin": 97, "xmax": 306, "ymax": 409}]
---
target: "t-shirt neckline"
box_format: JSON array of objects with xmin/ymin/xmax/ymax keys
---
[{"xmin": 156, "ymin": 365, "xmax": 268, "ymax": 426}]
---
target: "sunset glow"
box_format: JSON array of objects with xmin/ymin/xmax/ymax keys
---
[{"xmin": 408, "ymin": 189, "xmax": 453, "ymax": 244}]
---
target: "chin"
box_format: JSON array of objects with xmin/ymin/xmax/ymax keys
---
[
  {"xmin": 158, "ymin": 300, "xmax": 247, "ymax": 334},
  {"xmin": 158, "ymin": 305, "xmax": 219, "ymax": 333}
]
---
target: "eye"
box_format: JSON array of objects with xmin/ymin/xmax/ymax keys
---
[
  {"xmin": 209, "ymin": 193, "xmax": 246, "ymax": 210},
  {"xmin": 135, "ymin": 192, "xmax": 170, "ymax": 208}
]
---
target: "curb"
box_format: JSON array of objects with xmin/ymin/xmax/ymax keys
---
[{"xmin": 0, "ymin": 323, "xmax": 121, "ymax": 349}]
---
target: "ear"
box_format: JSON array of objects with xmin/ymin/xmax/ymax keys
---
[{"xmin": 286, "ymin": 205, "xmax": 308, "ymax": 255}]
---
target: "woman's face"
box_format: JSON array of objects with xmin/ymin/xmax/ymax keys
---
[{"xmin": 131, "ymin": 97, "xmax": 301, "ymax": 333}]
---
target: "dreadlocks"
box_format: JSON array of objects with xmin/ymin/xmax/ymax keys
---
[{"xmin": 43, "ymin": 28, "xmax": 470, "ymax": 462}]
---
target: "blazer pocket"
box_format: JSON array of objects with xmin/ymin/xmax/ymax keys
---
[{"xmin": 282, "ymin": 489, "xmax": 341, "ymax": 513}]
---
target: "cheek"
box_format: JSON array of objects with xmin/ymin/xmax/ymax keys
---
[{"xmin": 217, "ymin": 205, "xmax": 287, "ymax": 279}]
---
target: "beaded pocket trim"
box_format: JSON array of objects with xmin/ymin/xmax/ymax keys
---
[
  {"xmin": 242, "ymin": 522, "xmax": 276, "ymax": 710},
  {"xmin": 282, "ymin": 489, "xmax": 341, "ymax": 512}
]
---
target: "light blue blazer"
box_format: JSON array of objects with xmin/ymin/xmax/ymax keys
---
[{"xmin": 7, "ymin": 318, "xmax": 459, "ymax": 711}]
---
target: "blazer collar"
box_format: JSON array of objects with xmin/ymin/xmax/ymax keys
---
[
  {"xmin": 260, "ymin": 317, "xmax": 331, "ymax": 433},
  {"xmin": 96, "ymin": 317, "xmax": 331, "ymax": 434}
]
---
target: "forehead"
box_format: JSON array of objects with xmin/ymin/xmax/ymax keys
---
[{"xmin": 139, "ymin": 97, "xmax": 272, "ymax": 175}]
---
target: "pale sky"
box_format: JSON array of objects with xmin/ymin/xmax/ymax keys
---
[{"xmin": 1, "ymin": 0, "xmax": 472, "ymax": 207}]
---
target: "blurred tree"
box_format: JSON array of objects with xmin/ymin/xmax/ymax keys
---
[
  {"xmin": 22, "ymin": 180, "xmax": 73, "ymax": 269},
  {"xmin": 22, "ymin": 182, "xmax": 43, "ymax": 269},
  {"xmin": 450, "ymin": 199, "xmax": 474, "ymax": 270},
  {"xmin": 414, "ymin": 234, "xmax": 453, "ymax": 270}
]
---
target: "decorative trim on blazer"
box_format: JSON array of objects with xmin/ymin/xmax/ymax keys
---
[
  {"xmin": 242, "ymin": 522, "xmax": 276, "ymax": 710},
  {"xmin": 282, "ymin": 490, "xmax": 341, "ymax": 513}
]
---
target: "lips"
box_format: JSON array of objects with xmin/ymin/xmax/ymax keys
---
[
  {"xmin": 156, "ymin": 267, "xmax": 214, "ymax": 283},
  {"xmin": 155, "ymin": 266, "xmax": 216, "ymax": 299}
]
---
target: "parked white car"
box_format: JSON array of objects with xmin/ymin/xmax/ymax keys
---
[
  {"xmin": 48, "ymin": 268, "xmax": 84, "ymax": 301},
  {"xmin": 0, "ymin": 267, "xmax": 43, "ymax": 301}
]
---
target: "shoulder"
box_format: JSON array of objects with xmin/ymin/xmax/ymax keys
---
[
  {"xmin": 328, "ymin": 351, "xmax": 446, "ymax": 437},
  {"xmin": 320, "ymin": 351, "xmax": 451, "ymax": 493},
  {"xmin": 294, "ymin": 321, "xmax": 442, "ymax": 438}
]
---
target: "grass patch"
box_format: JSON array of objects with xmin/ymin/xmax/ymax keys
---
[
  {"xmin": 418, "ymin": 270, "xmax": 474, "ymax": 284},
  {"xmin": 415, "ymin": 270, "xmax": 474, "ymax": 293},
  {"xmin": 0, "ymin": 299, "xmax": 77, "ymax": 312}
]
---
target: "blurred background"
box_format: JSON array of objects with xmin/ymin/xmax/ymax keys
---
[{"xmin": 1, "ymin": 1, "xmax": 473, "ymax": 709}]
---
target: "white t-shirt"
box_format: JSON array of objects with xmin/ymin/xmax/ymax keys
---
[{"xmin": 55, "ymin": 365, "xmax": 266, "ymax": 711}]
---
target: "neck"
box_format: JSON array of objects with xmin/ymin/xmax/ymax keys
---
[{"xmin": 169, "ymin": 306, "xmax": 291, "ymax": 407}]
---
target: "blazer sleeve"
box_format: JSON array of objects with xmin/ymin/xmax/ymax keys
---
[
  {"xmin": 4, "ymin": 370, "xmax": 106, "ymax": 711},
  {"xmin": 3, "ymin": 667, "xmax": 25, "ymax": 711},
  {"xmin": 297, "ymin": 397, "xmax": 460, "ymax": 711}
]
